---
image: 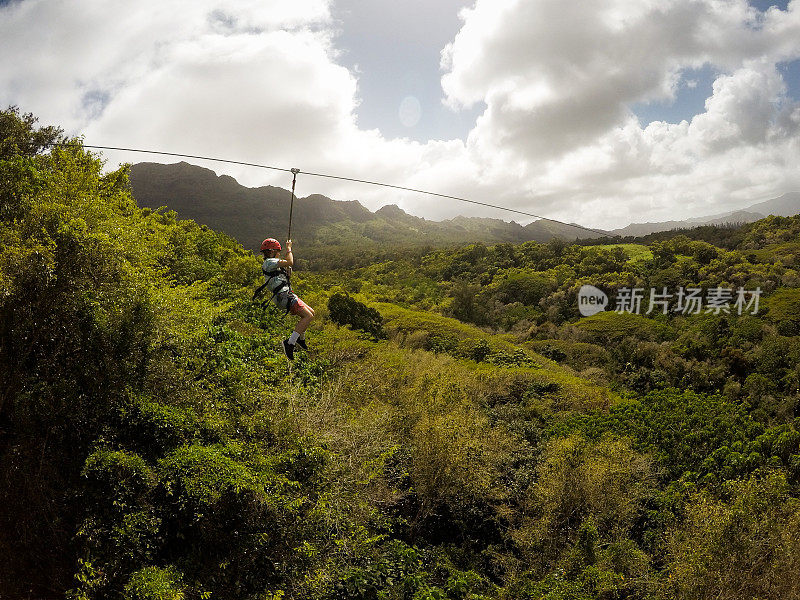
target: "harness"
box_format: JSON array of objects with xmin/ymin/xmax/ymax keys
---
[{"xmin": 252, "ymin": 265, "xmax": 294, "ymax": 313}]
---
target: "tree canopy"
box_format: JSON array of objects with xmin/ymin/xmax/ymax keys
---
[{"xmin": 2, "ymin": 107, "xmax": 799, "ymax": 600}]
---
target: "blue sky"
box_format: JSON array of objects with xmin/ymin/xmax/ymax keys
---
[
  {"xmin": 1, "ymin": 0, "xmax": 799, "ymax": 229},
  {"xmin": 632, "ymin": 65, "xmax": 724, "ymax": 126},
  {"xmin": 331, "ymin": 0, "xmax": 483, "ymax": 141},
  {"xmin": 751, "ymin": 0, "xmax": 790, "ymax": 10}
]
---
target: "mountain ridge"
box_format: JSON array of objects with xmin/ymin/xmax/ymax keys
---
[
  {"xmin": 129, "ymin": 161, "xmax": 591, "ymax": 251},
  {"xmin": 607, "ymin": 192, "xmax": 800, "ymax": 237},
  {"xmin": 128, "ymin": 162, "xmax": 800, "ymax": 251}
]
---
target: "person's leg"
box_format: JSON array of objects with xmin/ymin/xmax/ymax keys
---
[
  {"xmin": 284, "ymin": 298, "xmax": 314, "ymax": 359},
  {"xmin": 293, "ymin": 305, "xmax": 314, "ymax": 335},
  {"xmin": 288, "ymin": 298, "xmax": 314, "ymax": 345}
]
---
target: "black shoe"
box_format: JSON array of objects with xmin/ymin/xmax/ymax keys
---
[
  {"xmin": 296, "ymin": 338, "xmax": 309, "ymax": 351},
  {"xmin": 282, "ymin": 339, "xmax": 295, "ymax": 360}
]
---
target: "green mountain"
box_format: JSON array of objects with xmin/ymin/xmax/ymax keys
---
[{"xmin": 129, "ymin": 161, "xmax": 599, "ymax": 253}]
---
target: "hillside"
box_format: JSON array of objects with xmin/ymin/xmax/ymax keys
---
[
  {"xmin": 745, "ymin": 191, "xmax": 800, "ymax": 218},
  {"xmin": 130, "ymin": 162, "xmax": 799, "ymax": 253},
  {"xmin": 3, "ymin": 108, "xmax": 800, "ymax": 600},
  {"xmin": 607, "ymin": 191, "xmax": 800, "ymax": 237},
  {"xmin": 129, "ymin": 161, "xmax": 599, "ymax": 253}
]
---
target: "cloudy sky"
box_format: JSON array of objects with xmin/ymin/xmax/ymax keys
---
[{"xmin": 1, "ymin": 0, "xmax": 799, "ymax": 229}]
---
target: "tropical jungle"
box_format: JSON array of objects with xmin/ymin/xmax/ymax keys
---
[{"xmin": 2, "ymin": 107, "xmax": 800, "ymax": 599}]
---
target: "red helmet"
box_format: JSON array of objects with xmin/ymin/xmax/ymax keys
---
[{"xmin": 261, "ymin": 238, "xmax": 281, "ymax": 251}]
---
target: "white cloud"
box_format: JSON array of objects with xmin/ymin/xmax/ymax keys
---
[
  {"xmin": 438, "ymin": 0, "xmax": 800, "ymax": 226},
  {"xmin": 1, "ymin": 0, "xmax": 799, "ymax": 230},
  {"xmin": 86, "ymin": 30, "xmax": 358, "ymax": 166},
  {"xmin": 689, "ymin": 62, "xmax": 788, "ymax": 149},
  {"xmin": 443, "ymin": 0, "xmax": 799, "ymax": 159},
  {"xmin": 0, "ymin": 0, "xmax": 332, "ymax": 128}
]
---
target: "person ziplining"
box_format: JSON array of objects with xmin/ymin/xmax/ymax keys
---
[
  {"xmin": 258, "ymin": 237, "xmax": 315, "ymax": 360},
  {"xmin": 252, "ymin": 167, "xmax": 315, "ymax": 360},
  {"xmin": 43, "ymin": 144, "xmax": 606, "ymax": 360}
]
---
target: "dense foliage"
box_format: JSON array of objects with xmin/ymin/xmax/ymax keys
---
[
  {"xmin": 2, "ymin": 108, "xmax": 799, "ymax": 600},
  {"xmin": 327, "ymin": 292, "xmax": 386, "ymax": 340}
]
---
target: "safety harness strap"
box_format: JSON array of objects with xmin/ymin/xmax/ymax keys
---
[{"xmin": 253, "ymin": 267, "xmax": 293, "ymax": 313}]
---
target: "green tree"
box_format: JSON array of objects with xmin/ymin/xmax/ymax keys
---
[
  {"xmin": 666, "ymin": 471, "xmax": 800, "ymax": 600},
  {"xmin": 512, "ymin": 434, "xmax": 654, "ymax": 570},
  {"xmin": 0, "ymin": 105, "xmax": 65, "ymax": 160},
  {"xmin": 328, "ymin": 292, "xmax": 386, "ymax": 339}
]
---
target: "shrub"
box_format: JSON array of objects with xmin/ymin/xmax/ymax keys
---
[
  {"xmin": 81, "ymin": 449, "xmax": 157, "ymax": 515},
  {"xmin": 576, "ymin": 311, "xmax": 669, "ymax": 343},
  {"xmin": 124, "ymin": 566, "xmax": 185, "ymax": 600},
  {"xmin": 666, "ymin": 471, "xmax": 800, "ymax": 600},
  {"xmin": 328, "ymin": 292, "xmax": 386, "ymax": 339},
  {"xmin": 765, "ymin": 288, "xmax": 800, "ymax": 334}
]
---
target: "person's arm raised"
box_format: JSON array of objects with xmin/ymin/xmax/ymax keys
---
[{"xmin": 276, "ymin": 239, "xmax": 293, "ymax": 268}]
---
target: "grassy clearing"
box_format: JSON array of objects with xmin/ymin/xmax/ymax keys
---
[
  {"xmin": 586, "ymin": 243, "xmax": 654, "ymax": 264},
  {"xmin": 375, "ymin": 302, "xmax": 619, "ymax": 411}
]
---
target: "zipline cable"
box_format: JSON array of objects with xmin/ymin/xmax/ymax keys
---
[
  {"xmin": 46, "ymin": 143, "xmax": 608, "ymax": 237},
  {"xmin": 287, "ymin": 167, "xmax": 300, "ymax": 278},
  {"xmin": 287, "ymin": 168, "xmax": 299, "ymax": 243}
]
